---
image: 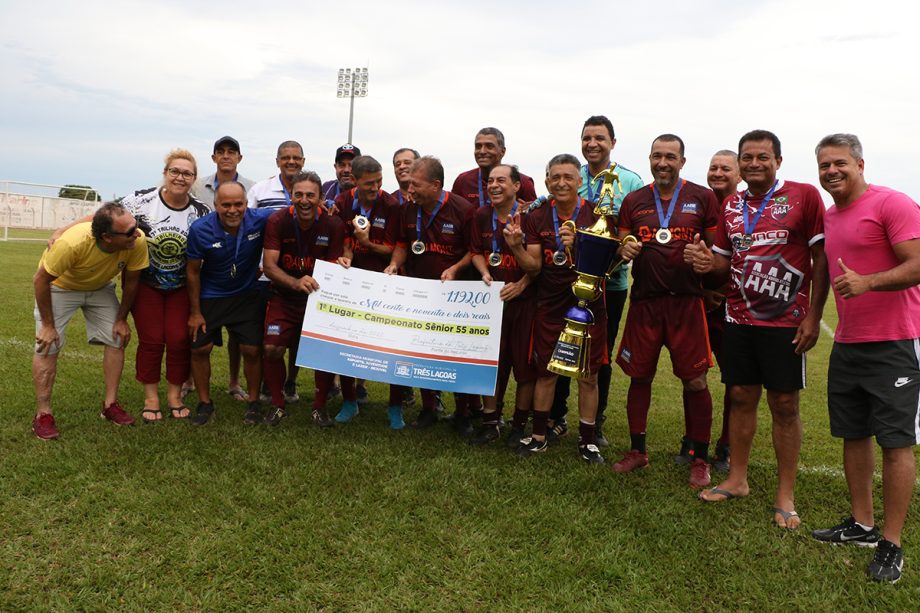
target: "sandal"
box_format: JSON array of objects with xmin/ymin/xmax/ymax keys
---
[
  {"xmin": 226, "ymin": 387, "xmax": 247, "ymax": 402},
  {"xmin": 773, "ymin": 507, "xmax": 801, "ymax": 530},
  {"xmin": 141, "ymin": 407, "xmax": 163, "ymax": 423},
  {"xmin": 169, "ymin": 405, "xmax": 191, "ymax": 420}
]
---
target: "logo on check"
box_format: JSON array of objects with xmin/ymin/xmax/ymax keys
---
[{"xmin": 894, "ymin": 377, "xmax": 912, "ymax": 388}]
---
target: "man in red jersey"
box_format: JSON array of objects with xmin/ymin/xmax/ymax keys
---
[
  {"xmin": 391, "ymin": 148, "xmax": 419, "ymax": 207},
  {"xmin": 686, "ymin": 130, "xmax": 829, "ymax": 529},
  {"xmin": 468, "ymin": 164, "xmax": 537, "ymax": 446},
  {"xmin": 333, "ymin": 155, "xmax": 407, "ymax": 429},
  {"xmin": 261, "ymin": 171, "xmax": 348, "ymax": 427},
  {"xmin": 451, "ymin": 127, "xmax": 538, "ymax": 207},
  {"xmin": 503, "ymin": 153, "xmax": 607, "ymax": 464},
  {"xmin": 385, "ymin": 156, "xmax": 476, "ymax": 435},
  {"xmin": 610, "ymin": 134, "xmax": 720, "ymax": 488}
]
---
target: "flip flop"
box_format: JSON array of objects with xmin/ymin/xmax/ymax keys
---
[
  {"xmin": 141, "ymin": 408, "xmax": 163, "ymax": 424},
  {"xmin": 226, "ymin": 387, "xmax": 247, "ymax": 402},
  {"xmin": 699, "ymin": 486, "xmax": 739, "ymax": 502},
  {"xmin": 773, "ymin": 507, "xmax": 800, "ymax": 530},
  {"xmin": 169, "ymin": 405, "xmax": 191, "ymax": 420}
]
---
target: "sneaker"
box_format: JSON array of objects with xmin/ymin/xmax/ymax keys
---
[
  {"xmin": 515, "ymin": 437, "xmax": 548, "ymax": 457},
  {"xmin": 312, "ymin": 409, "xmax": 335, "ymax": 428},
  {"xmin": 712, "ymin": 446, "xmax": 730, "ymax": 473},
  {"xmin": 356, "ymin": 384, "xmax": 369, "ymax": 405},
  {"xmin": 546, "ymin": 419, "xmax": 568, "ymax": 444},
  {"xmin": 387, "ymin": 406, "xmax": 405, "ymax": 430},
  {"xmin": 595, "ymin": 415, "xmax": 609, "ymax": 449},
  {"xmin": 101, "ymin": 400, "xmax": 135, "ymax": 426},
  {"xmin": 453, "ymin": 414, "xmax": 474, "ymax": 437},
  {"xmin": 579, "ymin": 443, "xmax": 605, "ymax": 464},
  {"xmin": 329, "ymin": 384, "xmax": 342, "ymax": 400},
  {"xmin": 812, "ymin": 516, "xmax": 881, "ymax": 547},
  {"xmin": 433, "ymin": 391, "xmax": 446, "ymax": 416},
  {"xmin": 32, "ymin": 413, "xmax": 60, "ymax": 440},
  {"xmin": 867, "ymin": 539, "xmax": 904, "ymax": 583},
  {"xmin": 673, "ymin": 437, "xmax": 693, "ymax": 465},
  {"xmin": 689, "ymin": 458, "xmax": 711, "ymax": 488},
  {"xmin": 470, "ymin": 423, "xmax": 501, "ymax": 446},
  {"xmin": 505, "ymin": 427, "xmax": 526, "ymax": 449},
  {"xmin": 283, "ymin": 382, "xmax": 300, "ymax": 404},
  {"xmin": 611, "ymin": 450, "xmax": 650, "ymax": 473},
  {"xmin": 335, "ymin": 401, "xmax": 359, "ymax": 423},
  {"xmin": 411, "ymin": 409, "xmax": 438, "ymax": 429},
  {"xmin": 243, "ymin": 401, "xmax": 263, "ymax": 425},
  {"xmin": 191, "ymin": 401, "xmax": 215, "ymax": 426},
  {"xmin": 402, "ymin": 388, "xmax": 416, "ymax": 408},
  {"xmin": 263, "ymin": 406, "xmax": 286, "ymax": 426}
]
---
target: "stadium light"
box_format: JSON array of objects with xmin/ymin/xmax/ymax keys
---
[{"xmin": 336, "ymin": 67, "xmax": 368, "ymax": 143}]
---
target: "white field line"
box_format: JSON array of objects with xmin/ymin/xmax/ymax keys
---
[
  {"xmin": 820, "ymin": 319, "xmax": 835, "ymax": 339},
  {"xmin": 0, "ymin": 336, "xmax": 106, "ymax": 361}
]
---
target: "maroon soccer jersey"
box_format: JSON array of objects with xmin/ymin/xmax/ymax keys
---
[
  {"xmin": 395, "ymin": 191, "xmax": 474, "ymax": 279},
  {"xmin": 263, "ymin": 206, "xmax": 346, "ymax": 302},
  {"xmin": 470, "ymin": 204, "xmax": 534, "ymax": 294},
  {"xmin": 712, "ymin": 179, "xmax": 825, "ymax": 327},
  {"xmin": 618, "ymin": 180, "xmax": 720, "ymax": 301},
  {"xmin": 334, "ymin": 188, "xmax": 399, "ymax": 272},
  {"xmin": 451, "ymin": 168, "xmax": 539, "ymax": 207}
]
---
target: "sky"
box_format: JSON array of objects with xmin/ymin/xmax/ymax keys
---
[{"xmin": 1, "ymin": 0, "xmax": 918, "ymax": 202}]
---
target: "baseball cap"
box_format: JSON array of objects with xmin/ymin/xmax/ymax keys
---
[
  {"xmin": 213, "ymin": 136, "xmax": 241, "ymax": 153},
  {"xmin": 335, "ymin": 143, "xmax": 360, "ymax": 162}
]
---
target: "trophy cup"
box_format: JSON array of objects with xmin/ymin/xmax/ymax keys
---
[{"xmin": 547, "ymin": 167, "xmax": 637, "ymax": 378}]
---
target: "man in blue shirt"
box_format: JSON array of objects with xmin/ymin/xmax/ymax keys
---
[{"xmin": 186, "ymin": 181, "xmax": 275, "ymax": 425}]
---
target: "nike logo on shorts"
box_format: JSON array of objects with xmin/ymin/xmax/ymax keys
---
[{"xmin": 894, "ymin": 377, "xmax": 912, "ymax": 388}]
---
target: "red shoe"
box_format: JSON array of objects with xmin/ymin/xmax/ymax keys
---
[
  {"xmin": 32, "ymin": 413, "xmax": 60, "ymax": 440},
  {"xmin": 611, "ymin": 450, "xmax": 649, "ymax": 473},
  {"xmin": 101, "ymin": 400, "xmax": 135, "ymax": 426},
  {"xmin": 689, "ymin": 458, "xmax": 712, "ymax": 488}
]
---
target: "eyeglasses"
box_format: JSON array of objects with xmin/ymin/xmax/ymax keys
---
[
  {"xmin": 109, "ymin": 225, "xmax": 138, "ymax": 238},
  {"xmin": 166, "ymin": 168, "xmax": 196, "ymax": 179},
  {"xmin": 278, "ymin": 155, "xmax": 305, "ymax": 162}
]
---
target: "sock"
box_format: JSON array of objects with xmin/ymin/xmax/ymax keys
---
[
  {"xmin": 856, "ymin": 521, "xmax": 875, "ymax": 531},
  {"xmin": 511, "ymin": 407, "xmax": 530, "ymax": 431},
  {"xmin": 692, "ymin": 439, "xmax": 710, "ymax": 462},
  {"xmin": 685, "ymin": 387, "xmax": 714, "ymax": 446},
  {"xmin": 532, "ymin": 411, "xmax": 549, "ymax": 438},
  {"xmin": 682, "ymin": 389, "xmax": 691, "ymax": 440},
  {"xmin": 420, "ymin": 389, "xmax": 436, "ymax": 412},
  {"xmin": 263, "ymin": 354, "xmax": 286, "ymax": 407},
  {"xmin": 340, "ymin": 376, "xmax": 357, "ymax": 402},
  {"xmin": 481, "ymin": 411, "xmax": 500, "ymax": 426},
  {"xmin": 630, "ymin": 432, "xmax": 647, "ymax": 453},
  {"xmin": 626, "ymin": 379, "xmax": 652, "ymax": 434},
  {"xmin": 579, "ymin": 420, "xmax": 596, "ymax": 446},
  {"xmin": 313, "ymin": 371, "xmax": 333, "ymax": 410}
]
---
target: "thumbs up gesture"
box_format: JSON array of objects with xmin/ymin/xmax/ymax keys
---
[
  {"xmin": 683, "ymin": 233, "xmax": 714, "ymax": 273},
  {"xmin": 834, "ymin": 258, "xmax": 870, "ymax": 298}
]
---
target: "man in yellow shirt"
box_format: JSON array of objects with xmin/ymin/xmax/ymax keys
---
[{"xmin": 32, "ymin": 202, "xmax": 149, "ymax": 439}]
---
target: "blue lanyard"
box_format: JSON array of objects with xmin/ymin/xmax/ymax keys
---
[
  {"xmin": 583, "ymin": 165, "xmax": 601, "ymax": 201},
  {"xmin": 490, "ymin": 201, "xmax": 519, "ymax": 254},
  {"xmin": 653, "ymin": 180, "xmax": 684, "ymax": 230},
  {"xmin": 477, "ymin": 169, "xmax": 491, "ymax": 208},
  {"xmin": 352, "ymin": 191, "xmax": 373, "ymax": 218},
  {"xmin": 397, "ymin": 191, "xmax": 405, "ymax": 206},
  {"xmin": 551, "ymin": 198, "xmax": 582, "ymax": 252},
  {"xmin": 416, "ymin": 190, "xmax": 447, "ymax": 243},
  {"xmin": 742, "ymin": 181, "xmax": 779, "ymax": 235},
  {"xmin": 279, "ymin": 175, "xmax": 292, "ymax": 206}
]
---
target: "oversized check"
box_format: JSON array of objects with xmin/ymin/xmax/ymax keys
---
[{"xmin": 296, "ymin": 260, "xmax": 505, "ymax": 395}]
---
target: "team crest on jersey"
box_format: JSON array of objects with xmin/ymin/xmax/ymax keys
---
[
  {"xmin": 211, "ymin": 241, "xmax": 223, "ymax": 249},
  {"xmin": 372, "ymin": 217, "xmax": 386, "ymax": 229},
  {"xmin": 771, "ymin": 203, "xmax": 790, "ymax": 220},
  {"xmin": 681, "ymin": 202, "xmax": 698, "ymax": 214},
  {"xmin": 316, "ymin": 235, "xmax": 330, "ymax": 246},
  {"xmin": 266, "ymin": 324, "xmax": 281, "ymax": 335},
  {"xmin": 247, "ymin": 231, "xmax": 261, "ymax": 241},
  {"xmin": 442, "ymin": 223, "xmax": 455, "ymax": 235}
]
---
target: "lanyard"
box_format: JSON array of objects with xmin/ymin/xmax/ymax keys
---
[
  {"xmin": 490, "ymin": 201, "xmax": 519, "ymax": 254},
  {"xmin": 416, "ymin": 190, "xmax": 447, "ymax": 243},
  {"xmin": 397, "ymin": 191, "xmax": 405, "ymax": 206},
  {"xmin": 351, "ymin": 189, "xmax": 373, "ymax": 218},
  {"xmin": 551, "ymin": 198, "xmax": 582, "ymax": 252},
  {"xmin": 477, "ymin": 169, "xmax": 491, "ymax": 208},
  {"xmin": 742, "ymin": 181, "xmax": 779, "ymax": 235},
  {"xmin": 653, "ymin": 179, "xmax": 684, "ymax": 230},
  {"xmin": 279, "ymin": 175, "xmax": 292, "ymax": 206}
]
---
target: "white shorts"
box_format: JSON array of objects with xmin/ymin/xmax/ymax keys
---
[{"xmin": 34, "ymin": 283, "xmax": 121, "ymax": 355}]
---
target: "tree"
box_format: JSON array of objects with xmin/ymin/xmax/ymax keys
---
[{"xmin": 58, "ymin": 185, "xmax": 101, "ymax": 201}]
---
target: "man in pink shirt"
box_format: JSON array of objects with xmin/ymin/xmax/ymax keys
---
[{"xmin": 809, "ymin": 133, "xmax": 920, "ymax": 584}]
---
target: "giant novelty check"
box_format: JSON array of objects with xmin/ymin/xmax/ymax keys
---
[{"xmin": 296, "ymin": 260, "xmax": 505, "ymax": 395}]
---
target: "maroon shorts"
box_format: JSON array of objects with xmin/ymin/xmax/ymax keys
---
[
  {"xmin": 531, "ymin": 298, "xmax": 608, "ymax": 379},
  {"xmin": 497, "ymin": 298, "xmax": 537, "ymax": 391},
  {"xmin": 616, "ymin": 294, "xmax": 712, "ymax": 380},
  {"xmin": 263, "ymin": 296, "xmax": 307, "ymax": 348}
]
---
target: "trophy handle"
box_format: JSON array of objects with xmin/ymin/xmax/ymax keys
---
[
  {"xmin": 606, "ymin": 234, "xmax": 639, "ymax": 276},
  {"xmin": 561, "ymin": 219, "xmax": 577, "ymax": 267}
]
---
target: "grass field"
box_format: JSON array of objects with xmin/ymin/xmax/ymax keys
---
[{"xmin": 1, "ymin": 231, "xmax": 917, "ymax": 610}]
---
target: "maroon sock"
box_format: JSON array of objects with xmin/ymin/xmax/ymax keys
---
[
  {"xmin": 313, "ymin": 371, "xmax": 333, "ymax": 410},
  {"xmin": 685, "ymin": 387, "xmax": 713, "ymax": 445},
  {"xmin": 420, "ymin": 389, "xmax": 436, "ymax": 411},
  {"xmin": 717, "ymin": 388, "xmax": 730, "ymax": 448},
  {"xmin": 532, "ymin": 411, "xmax": 549, "ymax": 437},
  {"xmin": 578, "ymin": 420, "xmax": 596, "ymax": 446},
  {"xmin": 340, "ymin": 376, "xmax": 356, "ymax": 402},
  {"xmin": 263, "ymin": 354, "xmax": 286, "ymax": 408},
  {"xmin": 511, "ymin": 407, "xmax": 530, "ymax": 430},
  {"xmin": 682, "ymin": 389, "xmax": 691, "ymax": 439},
  {"xmin": 454, "ymin": 393, "xmax": 471, "ymax": 418},
  {"xmin": 388, "ymin": 385, "xmax": 405, "ymax": 407},
  {"xmin": 626, "ymin": 379, "xmax": 652, "ymax": 434}
]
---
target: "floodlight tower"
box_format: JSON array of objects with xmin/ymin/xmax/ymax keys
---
[{"xmin": 336, "ymin": 67, "xmax": 368, "ymax": 144}]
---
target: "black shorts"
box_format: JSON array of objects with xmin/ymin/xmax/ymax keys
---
[
  {"xmin": 192, "ymin": 290, "xmax": 266, "ymax": 349},
  {"xmin": 720, "ymin": 322, "xmax": 804, "ymax": 390},
  {"xmin": 828, "ymin": 339, "xmax": 920, "ymax": 448}
]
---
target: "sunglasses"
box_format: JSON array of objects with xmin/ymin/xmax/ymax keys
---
[{"xmin": 109, "ymin": 225, "xmax": 138, "ymax": 238}]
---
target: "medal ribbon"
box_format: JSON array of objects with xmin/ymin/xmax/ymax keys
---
[
  {"xmin": 490, "ymin": 201, "xmax": 519, "ymax": 255},
  {"xmin": 653, "ymin": 179, "xmax": 684, "ymax": 232},
  {"xmin": 415, "ymin": 190, "xmax": 447, "ymax": 244},
  {"xmin": 741, "ymin": 181, "xmax": 779, "ymax": 236},
  {"xmin": 551, "ymin": 198, "xmax": 583, "ymax": 253},
  {"xmin": 351, "ymin": 188, "xmax": 374, "ymax": 218},
  {"xmin": 477, "ymin": 169, "xmax": 491, "ymax": 208}
]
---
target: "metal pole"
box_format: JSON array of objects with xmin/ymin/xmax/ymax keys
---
[{"xmin": 347, "ymin": 71, "xmax": 356, "ymax": 143}]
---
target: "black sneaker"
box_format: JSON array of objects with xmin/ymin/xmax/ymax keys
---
[
  {"xmin": 674, "ymin": 436, "xmax": 693, "ymax": 465},
  {"xmin": 264, "ymin": 406, "xmax": 286, "ymax": 426},
  {"xmin": 453, "ymin": 415, "xmax": 474, "ymax": 437},
  {"xmin": 546, "ymin": 419, "xmax": 568, "ymax": 444},
  {"xmin": 312, "ymin": 409, "xmax": 335, "ymax": 428},
  {"xmin": 579, "ymin": 443, "xmax": 605, "ymax": 465},
  {"xmin": 515, "ymin": 437, "xmax": 548, "ymax": 457},
  {"xmin": 191, "ymin": 401, "xmax": 214, "ymax": 426},
  {"xmin": 411, "ymin": 409, "xmax": 438, "ymax": 429},
  {"xmin": 356, "ymin": 384, "xmax": 369, "ymax": 405},
  {"xmin": 470, "ymin": 424, "xmax": 501, "ymax": 446},
  {"xmin": 811, "ymin": 516, "xmax": 881, "ymax": 547},
  {"xmin": 595, "ymin": 421, "xmax": 609, "ymax": 449},
  {"xmin": 505, "ymin": 427, "xmax": 526, "ymax": 449},
  {"xmin": 712, "ymin": 445, "xmax": 730, "ymax": 473},
  {"xmin": 867, "ymin": 539, "xmax": 904, "ymax": 583},
  {"xmin": 243, "ymin": 401, "xmax": 263, "ymax": 425}
]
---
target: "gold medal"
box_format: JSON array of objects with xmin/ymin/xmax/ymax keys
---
[{"xmin": 488, "ymin": 252, "xmax": 502, "ymax": 267}]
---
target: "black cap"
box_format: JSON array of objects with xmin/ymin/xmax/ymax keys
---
[
  {"xmin": 213, "ymin": 136, "xmax": 241, "ymax": 153},
  {"xmin": 335, "ymin": 143, "xmax": 360, "ymax": 162}
]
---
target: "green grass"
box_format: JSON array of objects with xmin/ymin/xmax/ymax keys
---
[{"xmin": 1, "ymin": 238, "xmax": 917, "ymax": 610}]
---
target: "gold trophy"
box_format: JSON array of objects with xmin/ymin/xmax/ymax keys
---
[{"xmin": 547, "ymin": 167, "xmax": 637, "ymax": 378}]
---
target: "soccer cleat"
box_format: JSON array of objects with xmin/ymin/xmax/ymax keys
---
[
  {"xmin": 689, "ymin": 458, "xmax": 712, "ymax": 488},
  {"xmin": 673, "ymin": 437, "xmax": 693, "ymax": 465},
  {"xmin": 335, "ymin": 401, "xmax": 359, "ymax": 423},
  {"xmin": 283, "ymin": 382, "xmax": 300, "ymax": 404},
  {"xmin": 32, "ymin": 413, "xmax": 60, "ymax": 440},
  {"xmin": 355, "ymin": 384, "xmax": 369, "ymax": 405},
  {"xmin": 470, "ymin": 424, "xmax": 501, "ymax": 446},
  {"xmin": 387, "ymin": 406, "xmax": 405, "ymax": 430},
  {"xmin": 263, "ymin": 406, "xmax": 286, "ymax": 427},
  {"xmin": 515, "ymin": 437, "xmax": 548, "ymax": 457},
  {"xmin": 312, "ymin": 409, "xmax": 335, "ymax": 428},
  {"xmin": 611, "ymin": 450, "xmax": 650, "ymax": 473},
  {"xmin": 101, "ymin": 400, "xmax": 135, "ymax": 426},
  {"xmin": 505, "ymin": 427, "xmax": 526, "ymax": 449},
  {"xmin": 411, "ymin": 409, "xmax": 438, "ymax": 429},
  {"xmin": 579, "ymin": 443, "xmax": 605, "ymax": 464},
  {"xmin": 243, "ymin": 401, "xmax": 263, "ymax": 425},
  {"xmin": 191, "ymin": 401, "xmax": 215, "ymax": 426},
  {"xmin": 866, "ymin": 539, "xmax": 904, "ymax": 583},
  {"xmin": 546, "ymin": 419, "xmax": 568, "ymax": 444},
  {"xmin": 712, "ymin": 445, "xmax": 730, "ymax": 473},
  {"xmin": 811, "ymin": 516, "xmax": 881, "ymax": 547}
]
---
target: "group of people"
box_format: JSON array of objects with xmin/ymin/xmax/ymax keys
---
[{"xmin": 30, "ymin": 119, "xmax": 919, "ymax": 584}]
